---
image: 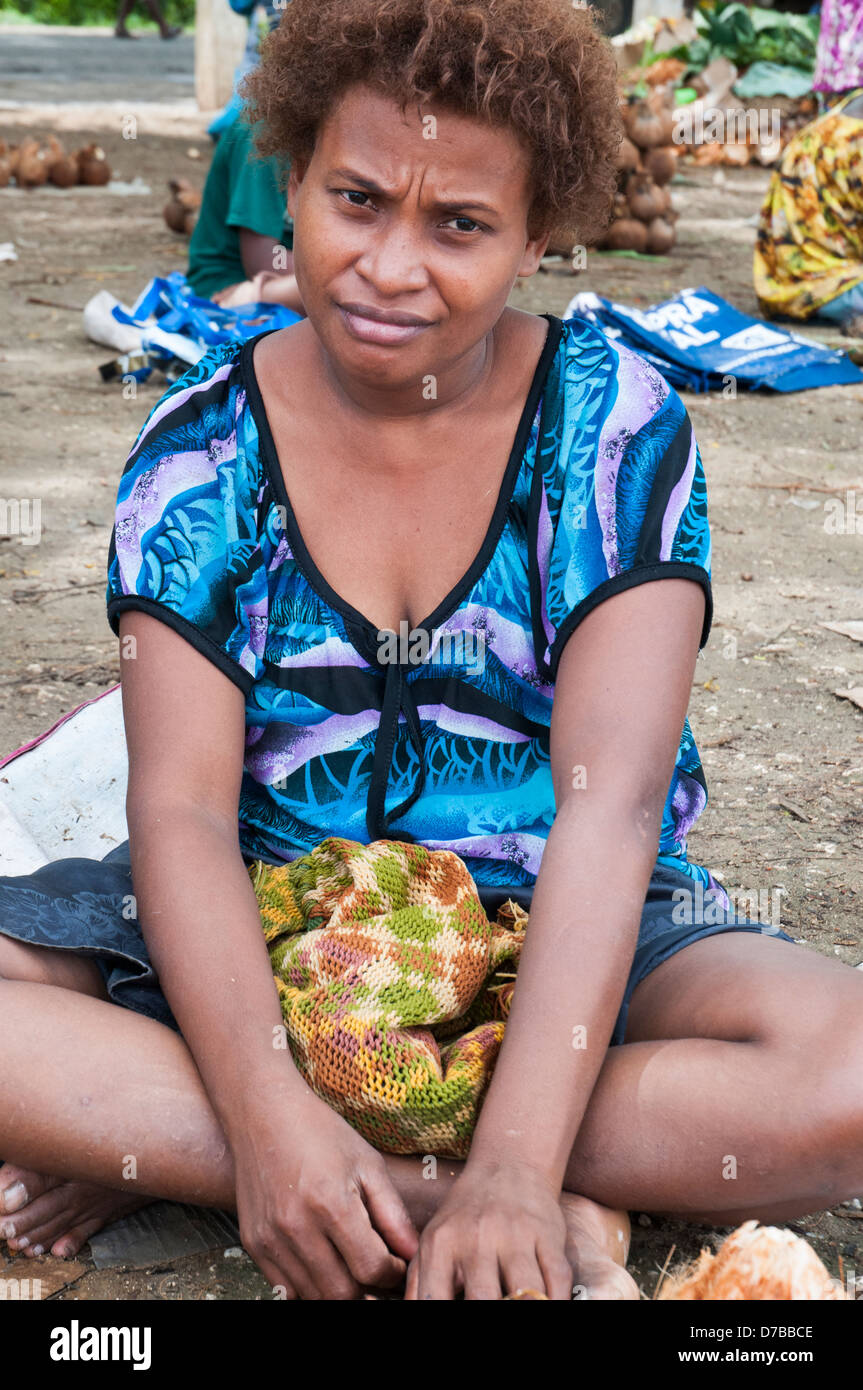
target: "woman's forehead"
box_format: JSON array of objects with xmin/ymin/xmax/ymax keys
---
[{"xmin": 314, "ymin": 83, "xmax": 532, "ymax": 197}]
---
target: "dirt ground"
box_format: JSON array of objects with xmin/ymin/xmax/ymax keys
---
[{"xmin": 1, "ymin": 30, "xmax": 862, "ymax": 1302}]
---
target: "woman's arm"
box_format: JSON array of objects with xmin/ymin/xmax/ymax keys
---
[
  {"xmin": 119, "ymin": 612, "xmax": 416, "ymax": 1296},
  {"xmin": 407, "ymin": 578, "xmax": 706, "ymax": 1300}
]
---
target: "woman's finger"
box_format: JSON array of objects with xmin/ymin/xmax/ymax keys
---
[
  {"xmin": 414, "ymin": 1241, "xmax": 459, "ymax": 1301},
  {"xmin": 462, "ymin": 1254, "xmax": 504, "ymax": 1301},
  {"xmin": 537, "ymin": 1239, "xmax": 575, "ymax": 1301},
  {"xmin": 252, "ymin": 1248, "xmax": 299, "ymax": 1301},
  {"xmin": 327, "ymin": 1194, "xmax": 407, "ymax": 1290},
  {"xmin": 283, "ymin": 1227, "xmax": 360, "ymax": 1301},
  {"xmin": 359, "ymin": 1165, "xmax": 419, "ymax": 1262},
  {"xmin": 499, "ymin": 1247, "xmax": 547, "ymax": 1300},
  {"xmin": 404, "ymin": 1254, "xmax": 420, "ymax": 1301}
]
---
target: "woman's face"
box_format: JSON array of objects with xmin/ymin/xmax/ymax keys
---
[{"xmin": 287, "ymin": 83, "xmax": 550, "ymax": 395}]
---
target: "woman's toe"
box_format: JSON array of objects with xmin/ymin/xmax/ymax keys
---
[
  {"xmin": 51, "ymin": 1218, "xmax": 105, "ymax": 1260},
  {"xmin": 0, "ymin": 1181, "xmax": 79, "ymax": 1244},
  {"xmin": 0, "ymin": 1164, "xmax": 62, "ymax": 1215}
]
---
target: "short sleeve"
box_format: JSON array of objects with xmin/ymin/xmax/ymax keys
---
[
  {"xmin": 533, "ymin": 327, "xmax": 713, "ymax": 679},
  {"xmin": 225, "ymin": 121, "xmax": 287, "ymax": 241},
  {"xmin": 106, "ymin": 342, "xmax": 268, "ymax": 694}
]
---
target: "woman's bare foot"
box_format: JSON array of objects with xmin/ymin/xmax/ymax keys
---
[
  {"xmin": 561, "ymin": 1193, "xmax": 640, "ymax": 1300},
  {"xmin": 0, "ymin": 1163, "xmax": 149, "ymax": 1260}
]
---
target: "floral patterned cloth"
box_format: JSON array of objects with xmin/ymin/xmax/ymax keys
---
[{"xmin": 754, "ymin": 92, "xmax": 863, "ymax": 319}]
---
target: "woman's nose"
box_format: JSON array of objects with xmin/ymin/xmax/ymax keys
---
[{"xmin": 354, "ymin": 219, "xmax": 431, "ymax": 297}]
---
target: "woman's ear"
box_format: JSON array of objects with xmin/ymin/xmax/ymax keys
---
[{"xmin": 516, "ymin": 228, "xmax": 552, "ymax": 278}]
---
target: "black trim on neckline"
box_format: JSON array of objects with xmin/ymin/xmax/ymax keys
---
[{"xmin": 241, "ymin": 315, "xmax": 565, "ymax": 658}]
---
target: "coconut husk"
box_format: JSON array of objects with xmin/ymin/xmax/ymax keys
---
[
  {"xmin": 660, "ymin": 1222, "xmax": 848, "ymax": 1301},
  {"xmin": 641, "ymin": 57, "xmax": 686, "ymax": 88},
  {"xmin": 720, "ymin": 142, "xmax": 751, "ymax": 166},
  {"xmin": 690, "ymin": 142, "xmax": 727, "ymax": 166}
]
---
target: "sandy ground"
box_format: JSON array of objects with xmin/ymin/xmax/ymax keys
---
[{"xmin": 1, "ymin": 28, "xmax": 863, "ymax": 1302}]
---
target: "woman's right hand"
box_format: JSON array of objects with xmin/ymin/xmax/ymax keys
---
[{"xmin": 232, "ymin": 1088, "xmax": 419, "ymax": 1300}]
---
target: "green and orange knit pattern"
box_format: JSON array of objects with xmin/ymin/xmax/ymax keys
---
[{"xmin": 251, "ymin": 837, "xmax": 527, "ymax": 1158}]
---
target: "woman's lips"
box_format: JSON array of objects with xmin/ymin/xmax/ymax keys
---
[{"xmin": 338, "ymin": 304, "xmax": 430, "ymax": 346}]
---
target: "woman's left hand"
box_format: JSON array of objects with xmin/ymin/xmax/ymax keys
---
[{"xmin": 404, "ymin": 1162, "xmax": 573, "ymax": 1300}]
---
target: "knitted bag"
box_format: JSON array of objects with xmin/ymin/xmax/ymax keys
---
[{"xmin": 251, "ymin": 837, "xmax": 527, "ymax": 1158}]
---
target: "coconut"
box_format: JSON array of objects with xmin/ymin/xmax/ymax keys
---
[
  {"xmin": 77, "ymin": 144, "xmax": 111, "ymax": 186},
  {"xmin": 613, "ymin": 135, "xmax": 640, "ymax": 173},
  {"xmin": 644, "ymin": 145, "xmax": 677, "ymax": 186},
  {"xmin": 621, "ymin": 98, "xmax": 667, "ymax": 151},
  {"xmin": 659, "ymin": 1222, "xmax": 848, "ymax": 1301},
  {"xmin": 602, "ymin": 218, "xmax": 648, "ymax": 253},
  {"xmin": 46, "ymin": 136, "xmax": 78, "ymax": 189},
  {"xmin": 645, "ymin": 87, "xmax": 677, "ymax": 146},
  {"xmin": 646, "ymin": 216, "xmax": 675, "ymax": 255},
  {"xmin": 625, "ymin": 172, "xmax": 666, "ymax": 223}
]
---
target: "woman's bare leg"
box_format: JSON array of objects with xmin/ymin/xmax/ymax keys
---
[
  {"xmin": 5, "ymin": 929, "xmax": 860, "ymax": 1288},
  {"xmin": 0, "ymin": 935, "xmax": 233, "ymax": 1256},
  {"xmin": 0, "ymin": 936, "xmax": 633, "ymax": 1294},
  {"xmin": 564, "ymin": 932, "xmax": 863, "ymax": 1221}
]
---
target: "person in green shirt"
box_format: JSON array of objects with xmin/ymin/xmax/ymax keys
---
[{"xmin": 187, "ymin": 116, "xmax": 302, "ymax": 312}]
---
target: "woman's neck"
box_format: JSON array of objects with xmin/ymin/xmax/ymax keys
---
[{"xmin": 312, "ymin": 322, "xmax": 498, "ymax": 427}]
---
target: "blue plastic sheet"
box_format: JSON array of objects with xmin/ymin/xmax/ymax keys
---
[
  {"xmin": 565, "ymin": 287, "xmax": 863, "ymax": 392},
  {"xmin": 108, "ymin": 271, "xmax": 301, "ymax": 381}
]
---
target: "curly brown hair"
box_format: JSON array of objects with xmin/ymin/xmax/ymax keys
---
[{"xmin": 242, "ymin": 0, "xmax": 622, "ymax": 246}]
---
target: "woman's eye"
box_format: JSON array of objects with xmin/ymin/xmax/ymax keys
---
[
  {"xmin": 339, "ymin": 189, "xmax": 372, "ymax": 208},
  {"xmin": 445, "ymin": 215, "xmax": 481, "ymax": 234}
]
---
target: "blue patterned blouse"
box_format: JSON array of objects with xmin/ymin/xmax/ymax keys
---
[{"xmin": 107, "ymin": 313, "xmax": 714, "ymax": 895}]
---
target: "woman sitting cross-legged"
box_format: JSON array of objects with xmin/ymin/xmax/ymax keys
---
[{"xmin": 1, "ymin": 0, "xmax": 862, "ymax": 1300}]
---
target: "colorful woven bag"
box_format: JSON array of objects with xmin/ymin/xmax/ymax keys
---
[{"xmin": 251, "ymin": 837, "xmax": 526, "ymax": 1158}]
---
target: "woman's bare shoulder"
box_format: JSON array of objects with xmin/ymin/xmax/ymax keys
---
[
  {"xmin": 252, "ymin": 316, "xmax": 317, "ymax": 381},
  {"xmin": 496, "ymin": 306, "xmax": 553, "ymax": 354}
]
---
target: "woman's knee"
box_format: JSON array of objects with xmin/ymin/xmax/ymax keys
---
[{"xmin": 0, "ymin": 935, "xmax": 109, "ymax": 1000}]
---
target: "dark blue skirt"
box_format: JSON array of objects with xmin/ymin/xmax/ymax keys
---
[{"xmin": 0, "ymin": 845, "xmax": 793, "ymax": 1046}]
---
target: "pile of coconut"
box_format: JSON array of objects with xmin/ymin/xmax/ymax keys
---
[
  {"xmin": 0, "ymin": 137, "xmax": 111, "ymax": 189},
  {"xmin": 602, "ymin": 86, "xmax": 679, "ymax": 256}
]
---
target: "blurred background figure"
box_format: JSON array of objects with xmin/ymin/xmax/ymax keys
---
[
  {"xmin": 754, "ymin": 86, "xmax": 863, "ymax": 332},
  {"xmin": 187, "ymin": 112, "xmax": 301, "ymax": 311},
  {"xmin": 813, "ymin": 0, "xmax": 863, "ymax": 101},
  {"xmin": 209, "ymin": 0, "xmax": 285, "ymax": 137},
  {"xmin": 115, "ymin": 0, "xmax": 183, "ymax": 39},
  {"xmin": 186, "ymin": 0, "xmax": 301, "ymax": 311}
]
